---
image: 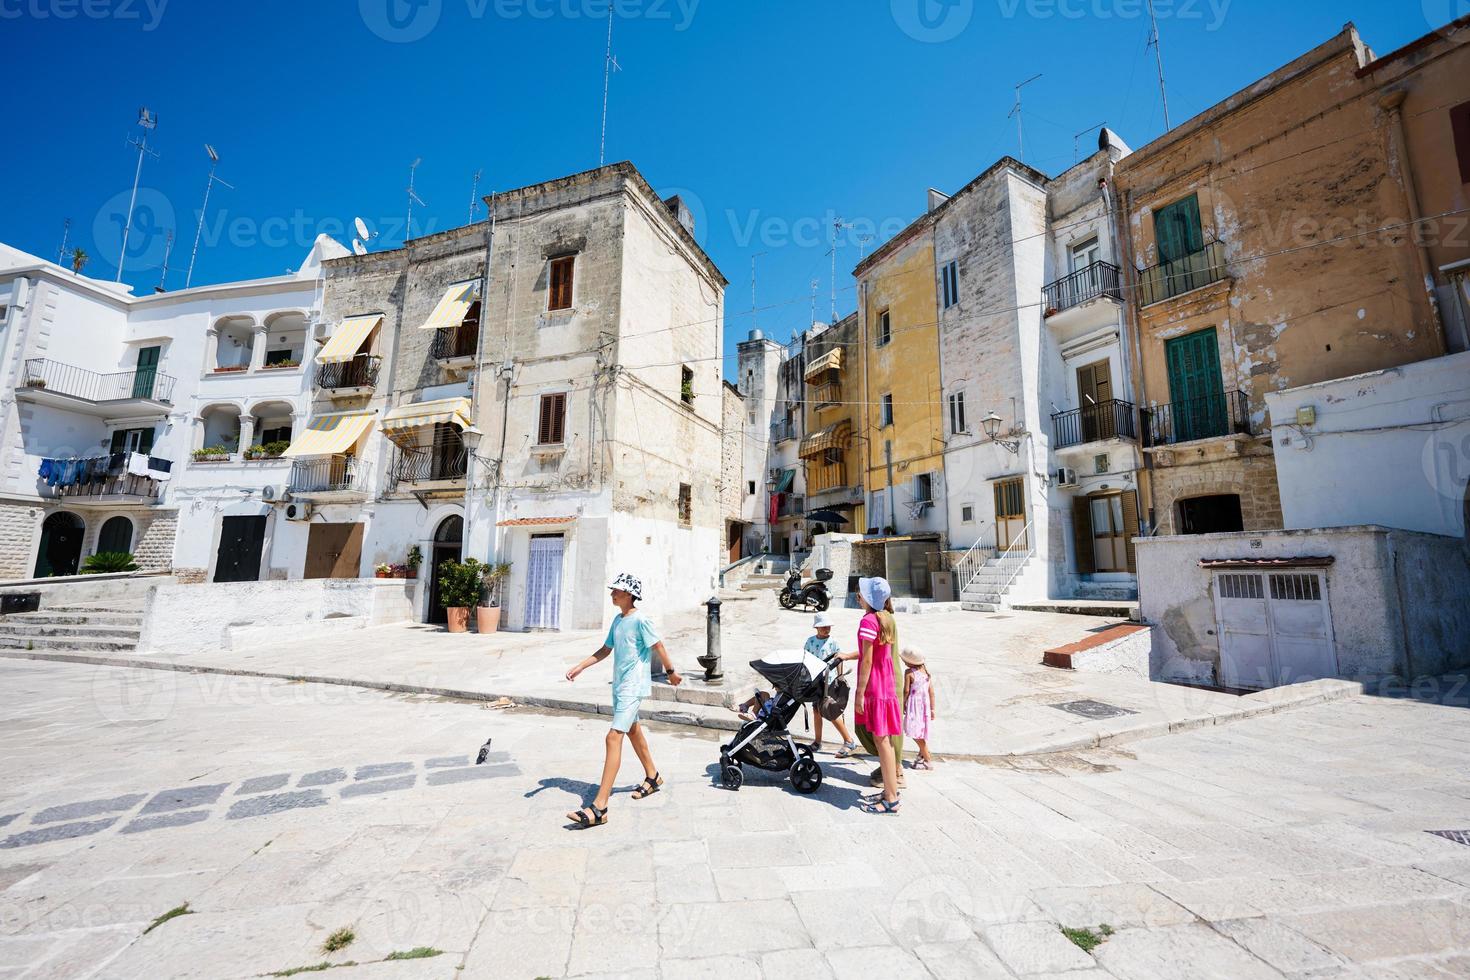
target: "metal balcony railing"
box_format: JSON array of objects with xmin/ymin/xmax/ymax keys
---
[
  {"xmin": 22, "ymin": 358, "xmax": 176, "ymax": 404},
  {"xmin": 316, "ymin": 354, "xmax": 381, "ymax": 391},
  {"xmin": 1043, "ymin": 260, "xmax": 1122, "ymax": 315},
  {"xmin": 391, "ymin": 443, "xmax": 468, "ymax": 486},
  {"xmin": 432, "ymin": 324, "xmax": 479, "ymax": 360},
  {"xmin": 45, "ymin": 458, "xmax": 164, "ymax": 501},
  {"xmin": 770, "ymin": 419, "xmax": 798, "ymax": 443},
  {"xmin": 288, "ymin": 455, "xmax": 360, "ymax": 493},
  {"xmin": 1141, "ymin": 390, "xmax": 1251, "ymax": 446},
  {"xmin": 776, "ymin": 495, "xmax": 805, "ymax": 519},
  {"xmin": 1051, "ymin": 399, "xmax": 1137, "ymax": 449},
  {"xmin": 1138, "ymin": 240, "xmax": 1228, "ymax": 306}
]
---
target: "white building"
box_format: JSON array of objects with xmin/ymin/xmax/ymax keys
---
[{"xmin": 735, "ymin": 327, "xmax": 810, "ymax": 559}]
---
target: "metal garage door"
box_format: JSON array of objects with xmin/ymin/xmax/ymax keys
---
[{"xmin": 1213, "ymin": 570, "xmax": 1337, "ymax": 690}]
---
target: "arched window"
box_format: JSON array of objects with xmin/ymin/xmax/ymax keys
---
[{"xmin": 98, "ymin": 516, "xmax": 134, "ymax": 554}]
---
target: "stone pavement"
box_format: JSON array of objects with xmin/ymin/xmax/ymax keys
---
[
  {"xmin": 2, "ymin": 658, "xmax": 1469, "ymax": 979},
  {"xmin": 0, "ymin": 598, "xmax": 1359, "ymax": 757}
]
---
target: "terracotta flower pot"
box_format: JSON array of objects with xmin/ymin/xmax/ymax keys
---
[
  {"xmin": 476, "ymin": 606, "xmax": 501, "ymax": 634},
  {"xmin": 392, "ymin": 570, "xmax": 407, "ymax": 579},
  {"xmin": 445, "ymin": 607, "xmax": 470, "ymax": 633},
  {"xmin": 406, "ymin": 569, "xmax": 418, "ymax": 580},
  {"xmin": 375, "ymin": 571, "xmax": 389, "ymax": 578}
]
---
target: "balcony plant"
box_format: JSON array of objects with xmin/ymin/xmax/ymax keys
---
[
  {"xmin": 405, "ymin": 545, "xmax": 422, "ymax": 580},
  {"xmin": 244, "ymin": 441, "xmax": 290, "ymax": 460},
  {"xmin": 436, "ymin": 558, "xmax": 486, "ymax": 634},
  {"xmin": 81, "ymin": 551, "xmax": 138, "ymax": 574},
  {"xmin": 263, "ymin": 359, "xmax": 301, "ymax": 370},
  {"xmin": 375, "ymin": 563, "xmax": 391, "ymax": 579},
  {"xmin": 24, "ymin": 377, "xmax": 46, "ymax": 389},
  {"xmin": 213, "ymin": 364, "xmax": 248, "ymax": 374},
  {"xmin": 192, "ymin": 445, "xmax": 232, "ymax": 462},
  {"xmin": 477, "ymin": 561, "xmax": 512, "ymax": 634}
]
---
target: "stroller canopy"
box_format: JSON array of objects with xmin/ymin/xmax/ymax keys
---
[{"xmin": 750, "ymin": 649, "xmax": 829, "ymax": 698}]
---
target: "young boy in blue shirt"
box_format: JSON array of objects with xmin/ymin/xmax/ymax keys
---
[{"xmin": 806, "ymin": 612, "xmax": 859, "ymax": 756}]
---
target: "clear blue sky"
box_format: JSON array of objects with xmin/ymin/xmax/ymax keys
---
[{"xmin": 4, "ymin": 1, "xmax": 1445, "ymax": 376}]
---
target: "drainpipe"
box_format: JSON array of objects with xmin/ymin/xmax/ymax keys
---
[
  {"xmin": 1112, "ymin": 183, "xmax": 1160, "ymax": 533},
  {"xmin": 1379, "ymin": 90, "xmax": 1448, "ymax": 356}
]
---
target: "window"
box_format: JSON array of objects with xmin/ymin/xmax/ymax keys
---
[
  {"xmin": 109, "ymin": 427, "xmax": 155, "ymax": 455},
  {"xmin": 1453, "ymin": 101, "xmax": 1470, "ymax": 184},
  {"xmin": 265, "ymin": 349, "xmax": 295, "ymax": 366},
  {"xmin": 681, "ymin": 365, "xmax": 695, "ymax": 405},
  {"xmin": 941, "ymin": 260, "xmax": 959, "ymax": 309},
  {"xmin": 961, "ymin": 504, "xmax": 975, "ymax": 524},
  {"xmin": 548, "ymin": 255, "xmax": 575, "ymax": 311},
  {"xmin": 260, "ymin": 425, "xmax": 293, "ymax": 445},
  {"xmin": 822, "ymin": 447, "xmax": 843, "ymax": 466},
  {"xmin": 1070, "ymin": 237, "xmax": 1101, "ymax": 272},
  {"xmin": 1153, "ymin": 194, "xmax": 1204, "ymax": 264},
  {"xmin": 747, "ymin": 480, "xmax": 756, "ymax": 496},
  {"xmin": 876, "ymin": 310, "xmax": 891, "ymax": 347},
  {"xmin": 914, "ymin": 472, "xmax": 933, "ymax": 503},
  {"xmin": 537, "ymin": 392, "xmax": 567, "ymax": 445},
  {"xmin": 948, "ymin": 391, "xmax": 966, "ymax": 435},
  {"xmin": 880, "ymin": 393, "xmax": 894, "ymax": 428},
  {"xmin": 678, "ymin": 483, "xmax": 692, "ymax": 526}
]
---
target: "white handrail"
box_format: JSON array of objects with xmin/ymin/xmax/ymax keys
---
[
  {"xmin": 955, "ymin": 524, "xmax": 996, "ymax": 595},
  {"xmin": 993, "ymin": 520, "xmax": 1036, "ymax": 600}
]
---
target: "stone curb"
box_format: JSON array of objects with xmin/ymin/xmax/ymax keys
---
[{"xmin": 0, "ymin": 651, "xmax": 1359, "ymax": 756}]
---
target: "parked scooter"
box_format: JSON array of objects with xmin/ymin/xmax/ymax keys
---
[{"xmin": 778, "ymin": 567, "xmax": 832, "ymax": 612}]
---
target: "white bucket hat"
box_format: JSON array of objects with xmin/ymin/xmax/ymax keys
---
[
  {"xmin": 858, "ymin": 577, "xmax": 892, "ymax": 611},
  {"xmin": 812, "ymin": 612, "xmax": 834, "ymax": 629},
  {"xmin": 607, "ymin": 572, "xmax": 643, "ymax": 600}
]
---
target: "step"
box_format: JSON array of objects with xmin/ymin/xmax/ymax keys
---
[
  {"xmin": 0, "ymin": 623, "xmax": 142, "ymax": 641},
  {"xmin": 962, "ymin": 592, "xmax": 1003, "ymax": 604},
  {"xmin": 3, "ymin": 612, "xmax": 145, "ymax": 627},
  {"xmin": 0, "ymin": 634, "xmax": 139, "ymax": 653},
  {"xmin": 961, "ymin": 601, "xmax": 1001, "ymax": 613},
  {"xmin": 1074, "ymin": 586, "xmax": 1139, "ymax": 601}
]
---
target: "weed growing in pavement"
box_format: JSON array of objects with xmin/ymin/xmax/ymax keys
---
[
  {"xmin": 268, "ymin": 963, "xmax": 354, "ymax": 978},
  {"xmin": 385, "ymin": 948, "xmax": 442, "ymax": 960},
  {"xmin": 320, "ymin": 927, "xmax": 356, "ymax": 954},
  {"xmin": 142, "ymin": 903, "xmax": 193, "ymax": 935},
  {"xmin": 1061, "ymin": 923, "xmax": 1114, "ymax": 953}
]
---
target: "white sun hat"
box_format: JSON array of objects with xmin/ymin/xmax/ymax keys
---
[{"xmin": 812, "ymin": 612, "xmax": 834, "ymax": 629}]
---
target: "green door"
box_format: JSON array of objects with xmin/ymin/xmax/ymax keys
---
[
  {"xmin": 1154, "ymin": 194, "xmax": 1204, "ymax": 264},
  {"xmin": 133, "ymin": 346, "xmax": 161, "ymax": 399},
  {"xmin": 1165, "ymin": 328, "xmax": 1225, "ymax": 441}
]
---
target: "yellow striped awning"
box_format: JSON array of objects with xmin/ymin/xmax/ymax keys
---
[
  {"xmin": 380, "ymin": 397, "xmax": 474, "ymax": 447},
  {"xmin": 799, "ymin": 419, "xmax": 852, "ymax": 458},
  {"xmin": 804, "ymin": 347, "xmax": 842, "ymax": 381},
  {"xmin": 281, "ymin": 412, "xmax": 376, "ymax": 458},
  {"xmin": 317, "ymin": 315, "xmax": 382, "ymax": 364},
  {"xmin": 418, "ymin": 281, "xmax": 479, "ymax": 330}
]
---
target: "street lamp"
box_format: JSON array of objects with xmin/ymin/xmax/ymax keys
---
[{"xmin": 981, "ymin": 411, "xmax": 1022, "ymax": 455}]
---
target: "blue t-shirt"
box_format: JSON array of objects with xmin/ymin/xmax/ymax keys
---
[
  {"xmin": 804, "ymin": 635, "xmax": 842, "ymax": 666},
  {"xmin": 605, "ymin": 611, "xmax": 661, "ymax": 701}
]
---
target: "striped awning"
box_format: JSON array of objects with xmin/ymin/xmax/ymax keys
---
[
  {"xmin": 380, "ymin": 397, "xmax": 474, "ymax": 446},
  {"xmin": 799, "ymin": 420, "xmax": 851, "ymax": 458},
  {"xmin": 317, "ymin": 315, "xmax": 382, "ymax": 364},
  {"xmin": 772, "ymin": 469, "xmax": 796, "ymax": 493},
  {"xmin": 282, "ymin": 412, "xmax": 376, "ymax": 458},
  {"xmin": 804, "ymin": 347, "xmax": 842, "ymax": 380},
  {"xmin": 419, "ymin": 281, "xmax": 479, "ymax": 330}
]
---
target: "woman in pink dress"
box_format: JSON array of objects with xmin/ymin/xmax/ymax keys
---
[{"xmin": 855, "ymin": 577, "xmax": 903, "ymax": 813}]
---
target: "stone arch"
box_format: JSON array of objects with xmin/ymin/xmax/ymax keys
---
[{"xmin": 197, "ymin": 403, "xmax": 243, "ymax": 454}]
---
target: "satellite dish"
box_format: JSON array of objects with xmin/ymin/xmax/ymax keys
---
[
  {"xmin": 354, "ymin": 217, "xmax": 371, "ymax": 240},
  {"xmin": 352, "ymin": 239, "xmax": 367, "ymax": 256}
]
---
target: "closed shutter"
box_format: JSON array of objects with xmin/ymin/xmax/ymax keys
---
[
  {"xmin": 1072, "ymin": 497, "xmax": 1095, "ymax": 574},
  {"xmin": 538, "ymin": 393, "xmax": 566, "ymax": 445},
  {"xmin": 1154, "ymin": 194, "xmax": 1203, "ymax": 263},
  {"xmin": 138, "ymin": 427, "xmax": 155, "ymax": 455},
  {"xmin": 549, "ymin": 256, "xmax": 574, "ymax": 310},
  {"xmin": 1122, "ymin": 490, "xmax": 1140, "ymax": 572}
]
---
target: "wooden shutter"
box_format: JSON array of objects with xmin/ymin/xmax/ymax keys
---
[
  {"xmin": 539, "ymin": 393, "xmax": 565, "ymax": 445},
  {"xmin": 1153, "ymin": 194, "xmax": 1203, "ymax": 263},
  {"xmin": 138, "ymin": 427, "xmax": 155, "ymax": 455},
  {"xmin": 549, "ymin": 256, "xmax": 574, "ymax": 311},
  {"xmin": 1452, "ymin": 101, "xmax": 1470, "ymax": 185},
  {"xmin": 110, "ymin": 430, "xmax": 127, "ymax": 454},
  {"xmin": 1122, "ymin": 490, "xmax": 1140, "ymax": 572},
  {"xmin": 1072, "ymin": 497, "xmax": 1096, "ymax": 575}
]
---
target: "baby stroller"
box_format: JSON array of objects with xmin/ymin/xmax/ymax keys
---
[{"xmin": 718, "ymin": 647, "xmax": 841, "ymax": 793}]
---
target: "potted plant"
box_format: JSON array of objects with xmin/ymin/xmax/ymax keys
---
[
  {"xmin": 81, "ymin": 551, "xmax": 138, "ymax": 574},
  {"xmin": 374, "ymin": 563, "xmax": 391, "ymax": 579},
  {"xmin": 390, "ymin": 563, "xmax": 409, "ymax": 579},
  {"xmin": 437, "ymin": 558, "xmax": 486, "ymax": 634},
  {"xmin": 24, "ymin": 376, "xmax": 46, "ymax": 390},
  {"xmin": 192, "ymin": 444, "xmax": 232, "ymax": 462},
  {"xmin": 477, "ymin": 561, "xmax": 512, "ymax": 634},
  {"xmin": 405, "ymin": 545, "xmax": 422, "ymax": 580},
  {"xmin": 263, "ymin": 358, "xmax": 300, "ymax": 370}
]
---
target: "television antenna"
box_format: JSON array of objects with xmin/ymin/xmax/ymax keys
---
[
  {"xmin": 598, "ymin": 4, "xmax": 622, "ymax": 166},
  {"xmin": 1073, "ymin": 121, "xmax": 1107, "ymax": 163},
  {"xmin": 810, "ymin": 279, "xmax": 820, "ymax": 326},
  {"xmin": 56, "ymin": 218, "xmax": 71, "ymax": 266},
  {"xmin": 749, "ymin": 251, "xmax": 767, "ymax": 331},
  {"xmin": 185, "ymin": 143, "xmax": 234, "ymax": 289},
  {"xmin": 829, "ymin": 217, "xmax": 848, "ymax": 323},
  {"xmin": 1146, "ymin": 0, "xmax": 1172, "ymax": 129},
  {"xmin": 467, "ymin": 169, "xmax": 483, "ymax": 223},
  {"xmin": 157, "ymin": 229, "xmax": 174, "ymax": 292},
  {"xmin": 405, "ymin": 158, "xmax": 426, "ymax": 242},
  {"xmin": 1008, "ymin": 74, "xmax": 1042, "ymax": 162},
  {"xmin": 117, "ymin": 107, "xmax": 160, "ymax": 282}
]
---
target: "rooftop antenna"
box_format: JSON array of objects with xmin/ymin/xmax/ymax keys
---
[
  {"xmin": 1146, "ymin": 0, "xmax": 1172, "ymax": 130},
  {"xmin": 405, "ymin": 158, "xmax": 425, "ymax": 242},
  {"xmin": 1008, "ymin": 74, "xmax": 1042, "ymax": 162},
  {"xmin": 117, "ymin": 107, "xmax": 160, "ymax": 282},
  {"xmin": 156, "ymin": 229, "xmax": 174, "ymax": 292},
  {"xmin": 749, "ymin": 251, "xmax": 768, "ymax": 331},
  {"xmin": 830, "ymin": 217, "xmax": 847, "ymax": 323},
  {"xmin": 599, "ymin": 4, "xmax": 622, "ymax": 166},
  {"xmin": 810, "ymin": 279, "xmax": 820, "ymax": 326},
  {"xmin": 857, "ymin": 233, "xmax": 874, "ymax": 262},
  {"xmin": 1073, "ymin": 121, "xmax": 1107, "ymax": 163},
  {"xmin": 56, "ymin": 218, "xmax": 71, "ymax": 266},
  {"xmin": 467, "ymin": 169, "xmax": 483, "ymax": 224},
  {"xmin": 186, "ymin": 143, "xmax": 234, "ymax": 289}
]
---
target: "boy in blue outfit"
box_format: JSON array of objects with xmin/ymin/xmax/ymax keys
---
[
  {"xmin": 807, "ymin": 612, "xmax": 859, "ymax": 756},
  {"xmin": 564, "ymin": 572, "xmax": 682, "ymax": 827}
]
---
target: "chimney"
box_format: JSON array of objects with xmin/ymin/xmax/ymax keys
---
[
  {"xmin": 663, "ymin": 195, "xmax": 695, "ymax": 236},
  {"xmin": 927, "ymin": 188, "xmax": 951, "ymax": 212}
]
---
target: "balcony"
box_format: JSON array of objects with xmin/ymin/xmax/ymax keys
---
[
  {"xmin": 770, "ymin": 419, "xmax": 798, "ymax": 444},
  {"xmin": 42, "ymin": 457, "xmax": 166, "ymax": 505},
  {"xmin": 390, "ymin": 442, "xmax": 468, "ymax": 490},
  {"xmin": 18, "ymin": 359, "xmax": 176, "ymax": 418},
  {"xmin": 288, "ymin": 455, "xmax": 363, "ymax": 496},
  {"xmin": 1138, "ymin": 240, "xmax": 1228, "ymax": 307},
  {"xmin": 805, "ymin": 460, "xmax": 850, "ymax": 496},
  {"xmin": 811, "ymin": 381, "xmax": 842, "ymax": 411},
  {"xmin": 1043, "ymin": 260, "xmax": 1122, "ymax": 321},
  {"xmin": 317, "ymin": 355, "xmax": 381, "ymax": 398},
  {"xmin": 1141, "ymin": 390, "xmax": 1252, "ymax": 447},
  {"xmin": 432, "ymin": 324, "xmax": 479, "ymax": 368},
  {"xmin": 1052, "ymin": 399, "xmax": 1137, "ymax": 450},
  {"xmin": 775, "ymin": 494, "xmax": 805, "ymax": 519}
]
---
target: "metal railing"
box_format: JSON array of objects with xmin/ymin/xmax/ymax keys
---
[
  {"xmin": 22, "ymin": 358, "xmax": 176, "ymax": 404},
  {"xmin": 1052, "ymin": 399, "xmax": 1137, "ymax": 448},
  {"xmin": 955, "ymin": 525, "xmax": 997, "ymax": 596},
  {"xmin": 994, "ymin": 520, "xmax": 1036, "ymax": 599},
  {"xmin": 316, "ymin": 354, "xmax": 381, "ymax": 391},
  {"xmin": 776, "ymin": 495, "xmax": 805, "ymax": 519},
  {"xmin": 432, "ymin": 324, "xmax": 479, "ymax": 360},
  {"xmin": 1141, "ymin": 389, "xmax": 1251, "ymax": 446},
  {"xmin": 391, "ymin": 442, "xmax": 468, "ymax": 486},
  {"xmin": 770, "ymin": 419, "xmax": 798, "ymax": 443},
  {"xmin": 288, "ymin": 455, "xmax": 360, "ymax": 493},
  {"xmin": 1043, "ymin": 260, "xmax": 1122, "ymax": 314},
  {"xmin": 1138, "ymin": 240, "xmax": 1228, "ymax": 306}
]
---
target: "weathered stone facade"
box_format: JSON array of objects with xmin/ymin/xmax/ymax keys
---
[
  {"xmin": 0, "ymin": 501, "xmax": 42, "ymax": 579},
  {"xmin": 1147, "ymin": 448, "xmax": 1283, "ymax": 535}
]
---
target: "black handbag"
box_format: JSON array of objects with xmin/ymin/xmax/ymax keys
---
[{"xmin": 820, "ymin": 676, "xmax": 850, "ymax": 721}]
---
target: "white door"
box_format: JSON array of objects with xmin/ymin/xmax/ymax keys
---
[
  {"xmin": 524, "ymin": 535, "xmax": 565, "ymax": 630},
  {"xmin": 1213, "ymin": 570, "xmax": 1336, "ymax": 690}
]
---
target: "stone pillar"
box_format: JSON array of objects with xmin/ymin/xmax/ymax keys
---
[
  {"xmin": 204, "ymin": 327, "xmax": 219, "ymax": 374},
  {"xmin": 249, "ymin": 323, "xmax": 269, "ymax": 373},
  {"xmin": 191, "ymin": 415, "xmax": 205, "ymax": 453},
  {"xmin": 237, "ymin": 413, "xmax": 256, "ymax": 457}
]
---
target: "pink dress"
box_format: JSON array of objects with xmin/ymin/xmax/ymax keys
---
[
  {"xmin": 855, "ymin": 613, "xmax": 903, "ymax": 738},
  {"xmin": 904, "ymin": 670, "xmax": 931, "ymax": 740}
]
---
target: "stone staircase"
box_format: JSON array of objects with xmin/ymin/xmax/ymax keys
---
[
  {"xmin": 0, "ymin": 604, "xmax": 144, "ymax": 654},
  {"xmin": 739, "ymin": 573, "xmax": 787, "ymax": 593},
  {"xmin": 960, "ymin": 556, "xmax": 1032, "ymax": 612}
]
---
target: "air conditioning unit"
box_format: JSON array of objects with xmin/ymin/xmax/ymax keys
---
[
  {"xmin": 285, "ymin": 502, "xmax": 314, "ymax": 522},
  {"xmin": 1055, "ymin": 467, "xmax": 1079, "ymax": 488},
  {"xmin": 261, "ymin": 485, "xmax": 279, "ymax": 503}
]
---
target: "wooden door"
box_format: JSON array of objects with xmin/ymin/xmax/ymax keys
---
[
  {"xmin": 1165, "ymin": 328, "xmax": 1225, "ymax": 442},
  {"xmin": 35, "ymin": 512, "xmax": 84, "ymax": 578},
  {"xmin": 214, "ymin": 516, "xmax": 267, "ymax": 583},
  {"xmin": 1076, "ymin": 360, "xmax": 1114, "ymax": 442},
  {"xmin": 993, "ymin": 478, "xmax": 1026, "ymax": 550},
  {"xmin": 304, "ymin": 523, "xmax": 363, "ymax": 580}
]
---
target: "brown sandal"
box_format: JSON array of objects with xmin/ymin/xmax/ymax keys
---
[{"xmin": 631, "ymin": 773, "xmax": 664, "ymax": 799}]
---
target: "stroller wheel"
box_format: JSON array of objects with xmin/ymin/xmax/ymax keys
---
[
  {"xmin": 721, "ymin": 763, "xmax": 744, "ymax": 791},
  {"xmin": 790, "ymin": 756, "xmax": 822, "ymax": 794}
]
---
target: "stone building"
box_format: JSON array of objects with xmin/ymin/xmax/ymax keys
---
[
  {"xmin": 719, "ymin": 379, "xmax": 746, "ymax": 563},
  {"xmin": 735, "ymin": 329, "xmax": 784, "ymax": 556}
]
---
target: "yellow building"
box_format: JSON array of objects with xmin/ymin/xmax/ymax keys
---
[{"xmin": 799, "ymin": 312, "xmax": 864, "ymax": 534}]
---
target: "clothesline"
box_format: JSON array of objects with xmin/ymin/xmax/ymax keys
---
[{"xmin": 38, "ymin": 453, "xmax": 172, "ymax": 489}]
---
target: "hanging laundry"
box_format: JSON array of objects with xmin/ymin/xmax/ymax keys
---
[
  {"xmin": 145, "ymin": 456, "xmax": 172, "ymax": 481},
  {"xmin": 127, "ymin": 453, "xmax": 151, "ymax": 478}
]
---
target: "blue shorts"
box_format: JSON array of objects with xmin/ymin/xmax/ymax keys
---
[{"xmin": 611, "ymin": 697, "xmax": 642, "ymax": 733}]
